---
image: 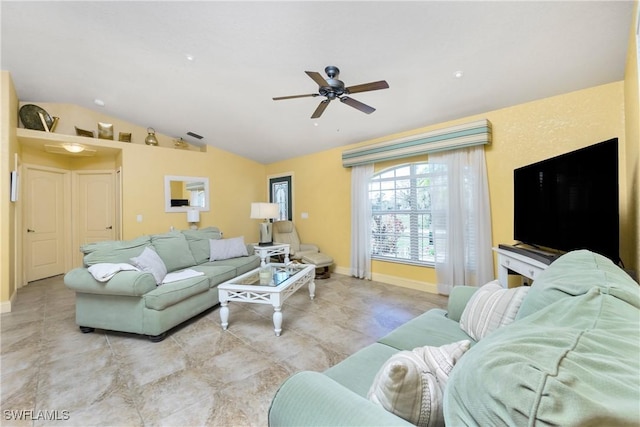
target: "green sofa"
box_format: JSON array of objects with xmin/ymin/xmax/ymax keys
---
[
  {"xmin": 269, "ymin": 250, "xmax": 640, "ymax": 426},
  {"xmin": 64, "ymin": 227, "xmax": 260, "ymax": 341}
]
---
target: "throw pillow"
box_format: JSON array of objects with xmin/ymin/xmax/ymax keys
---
[
  {"xmin": 459, "ymin": 281, "xmax": 530, "ymax": 341},
  {"xmin": 181, "ymin": 227, "xmax": 223, "ymax": 264},
  {"xmin": 367, "ymin": 340, "xmax": 471, "ymax": 427},
  {"xmin": 150, "ymin": 231, "xmax": 197, "ymax": 272},
  {"xmin": 209, "ymin": 237, "xmax": 248, "ymax": 261},
  {"xmin": 130, "ymin": 246, "xmax": 167, "ymax": 285}
]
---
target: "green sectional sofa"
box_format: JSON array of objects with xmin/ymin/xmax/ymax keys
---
[
  {"xmin": 64, "ymin": 227, "xmax": 260, "ymax": 341},
  {"xmin": 269, "ymin": 250, "xmax": 640, "ymax": 426}
]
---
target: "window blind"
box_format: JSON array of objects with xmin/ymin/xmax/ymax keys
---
[{"xmin": 342, "ymin": 119, "xmax": 491, "ymax": 168}]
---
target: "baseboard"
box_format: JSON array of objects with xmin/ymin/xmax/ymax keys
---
[
  {"xmin": 0, "ymin": 292, "xmax": 16, "ymax": 313},
  {"xmin": 371, "ymin": 272, "xmax": 439, "ymax": 294},
  {"xmin": 333, "ymin": 266, "xmax": 351, "ymax": 276},
  {"xmin": 332, "ymin": 265, "xmax": 439, "ymax": 294}
]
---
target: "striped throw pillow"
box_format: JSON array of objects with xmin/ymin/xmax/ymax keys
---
[
  {"xmin": 459, "ymin": 281, "xmax": 530, "ymax": 341},
  {"xmin": 367, "ymin": 340, "xmax": 471, "ymax": 427}
]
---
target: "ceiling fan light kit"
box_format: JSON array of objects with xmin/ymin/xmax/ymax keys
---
[{"xmin": 273, "ymin": 66, "xmax": 389, "ymax": 118}]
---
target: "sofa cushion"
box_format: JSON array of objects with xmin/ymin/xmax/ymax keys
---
[
  {"xmin": 190, "ymin": 265, "xmax": 238, "ymax": 287},
  {"xmin": 144, "ymin": 275, "xmax": 210, "ymax": 311},
  {"xmin": 209, "ymin": 237, "xmax": 249, "ymax": 261},
  {"xmin": 204, "ymin": 255, "xmax": 261, "ymax": 276},
  {"xmin": 130, "ymin": 247, "xmax": 167, "ymax": 285},
  {"xmin": 151, "ymin": 231, "xmax": 197, "ymax": 272},
  {"xmin": 325, "ymin": 343, "xmax": 401, "ymax": 398},
  {"xmin": 378, "ymin": 309, "xmax": 474, "ymax": 351},
  {"xmin": 182, "ymin": 227, "xmax": 223, "ymax": 264},
  {"xmin": 446, "ymin": 286, "xmax": 479, "ymax": 322},
  {"xmin": 517, "ymin": 250, "xmax": 639, "ymax": 319},
  {"xmin": 81, "ymin": 236, "xmax": 150, "ymax": 266},
  {"xmin": 459, "ymin": 281, "xmax": 529, "ymax": 341},
  {"xmin": 368, "ymin": 340, "xmax": 471, "ymax": 427},
  {"xmin": 444, "ymin": 284, "xmax": 640, "ymax": 426},
  {"xmin": 269, "ymin": 371, "xmax": 415, "ymax": 427},
  {"xmin": 161, "ymin": 268, "xmax": 205, "ymax": 284}
]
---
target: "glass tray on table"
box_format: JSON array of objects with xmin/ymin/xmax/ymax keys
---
[{"xmin": 235, "ymin": 263, "xmax": 304, "ymax": 287}]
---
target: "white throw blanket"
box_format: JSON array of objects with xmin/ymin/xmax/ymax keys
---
[
  {"xmin": 88, "ymin": 263, "xmax": 139, "ymax": 282},
  {"xmin": 162, "ymin": 269, "xmax": 205, "ymax": 284}
]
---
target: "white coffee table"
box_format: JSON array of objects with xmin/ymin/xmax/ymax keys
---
[{"xmin": 218, "ymin": 262, "xmax": 315, "ymax": 336}]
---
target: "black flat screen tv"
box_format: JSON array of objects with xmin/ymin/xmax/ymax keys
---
[{"xmin": 513, "ymin": 138, "xmax": 619, "ymax": 264}]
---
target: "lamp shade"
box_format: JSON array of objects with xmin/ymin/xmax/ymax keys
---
[
  {"xmin": 250, "ymin": 202, "xmax": 279, "ymax": 219},
  {"xmin": 187, "ymin": 209, "xmax": 200, "ymax": 223}
]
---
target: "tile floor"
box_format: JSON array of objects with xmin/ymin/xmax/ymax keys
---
[{"xmin": 1, "ymin": 273, "xmax": 447, "ymax": 427}]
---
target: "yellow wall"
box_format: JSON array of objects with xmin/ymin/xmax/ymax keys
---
[
  {"xmin": 120, "ymin": 142, "xmax": 265, "ymax": 238},
  {"xmin": 0, "ymin": 71, "xmax": 20, "ymax": 310},
  {"xmin": 624, "ymin": 2, "xmax": 640, "ymax": 273},
  {"xmin": 267, "ymin": 82, "xmax": 628, "ymax": 291}
]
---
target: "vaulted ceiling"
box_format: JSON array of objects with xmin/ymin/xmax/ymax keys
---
[{"xmin": 1, "ymin": 1, "xmax": 635, "ymax": 164}]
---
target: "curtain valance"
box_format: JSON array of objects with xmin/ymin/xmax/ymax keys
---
[{"xmin": 342, "ymin": 119, "xmax": 492, "ymax": 167}]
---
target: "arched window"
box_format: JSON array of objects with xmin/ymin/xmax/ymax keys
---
[{"xmin": 369, "ymin": 162, "xmax": 446, "ymax": 265}]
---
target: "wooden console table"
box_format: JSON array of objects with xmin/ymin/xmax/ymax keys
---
[{"xmin": 493, "ymin": 247, "xmax": 549, "ymax": 287}]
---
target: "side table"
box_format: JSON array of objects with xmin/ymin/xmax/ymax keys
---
[
  {"xmin": 493, "ymin": 247, "xmax": 548, "ymax": 287},
  {"xmin": 254, "ymin": 243, "xmax": 290, "ymax": 267}
]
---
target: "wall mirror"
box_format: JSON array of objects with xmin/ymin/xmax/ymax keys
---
[{"xmin": 164, "ymin": 175, "xmax": 210, "ymax": 212}]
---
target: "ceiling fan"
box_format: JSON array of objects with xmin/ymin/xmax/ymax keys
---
[{"xmin": 273, "ymin": 66, "xmax": 389, "ymax": 119}]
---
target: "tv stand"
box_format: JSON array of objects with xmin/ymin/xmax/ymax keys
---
[{"xmin": 493, "ymin": 246, "xmax": 552, "ymax": 287}]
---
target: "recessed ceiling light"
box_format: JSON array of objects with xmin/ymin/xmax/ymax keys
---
[
  {"xmin": 185, "ymin": 54, "xmax": 195, "ymax": 61},
  {"xmin": 94, "ymin": 98, "xmax": 105, "ymax": 107},
  {"xmin": 453, "ymin": 70, "xmax": 464, "ymax": 79},
  {"xmin": 62, "ymin": 143, "xmax": 85, "ymax": 153}
]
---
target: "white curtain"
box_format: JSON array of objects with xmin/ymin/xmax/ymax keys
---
[
  {"xmin": 429, "ymin": 146, "xmax": 493, "ymax": 295},
  {"xmin": 350, "ymin": 164, "xmax": 373, "ymax": 279}
]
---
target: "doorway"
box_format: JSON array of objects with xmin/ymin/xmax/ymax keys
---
[
  {"xmin": 72, "ymin": 171, "xmax": 117, "ymax": 267},
  {"xmin": 24, "ymin": 165, "xmax": 71, "ymax": 282},
  {"xmin": 23, "ymin": 164, "xmax": 120, "ymax": 281},
  {"xmin": 269, "ymin": 174, "xmax": 293, "ymax": 221}
]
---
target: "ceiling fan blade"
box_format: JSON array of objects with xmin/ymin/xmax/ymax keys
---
[
  {"xmin": 305, "ymin": 71, "xmax": 329, "ymax": 88},
  {"xmin": 340, "ymin": 96, "xmax": 376, "ymax": 114},
  {"xmin": 273, "ymin": 93, "xmax": 318, "ymax": 101},
  {"xmin": 311, "ymin": 99, "xmax": 330, "ymax": 119},
  {"xmin": 345, "ymin": 80, "xmax": 389, "ymax": 94}
]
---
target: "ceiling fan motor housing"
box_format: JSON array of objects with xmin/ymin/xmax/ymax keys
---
[{"xmin": 320, "ymin": 66, "xmax": 345, "ymax": 99}]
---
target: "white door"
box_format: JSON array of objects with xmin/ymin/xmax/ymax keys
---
[
  {"xmin": 73, "ymin": 171, "xmax": 116, "ymax": 267},
  {"xmin": 24, "ymin": 166, "xmax": 70, "ymax": 282}
]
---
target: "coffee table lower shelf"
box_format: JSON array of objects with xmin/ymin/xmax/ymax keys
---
[{"xmin": 217, "ymin": 263, "xmax": 316, "ymax": 336}]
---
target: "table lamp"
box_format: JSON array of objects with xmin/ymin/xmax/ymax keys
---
[
  {"xmin": 187, "ymin": 209, "xmax": 200, "ymax": 230},
  {"xmin": 250, "ymin": 202, "xmax": 279, "ymax": 246}
]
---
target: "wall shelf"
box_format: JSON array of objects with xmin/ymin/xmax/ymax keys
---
[
  {"xmin": 17, "ymin": 128, "xmax": 207, "ymax": 156},
  {"xmin": 17, "ymin": 128, "xmax": 123, "ymax": 157}
]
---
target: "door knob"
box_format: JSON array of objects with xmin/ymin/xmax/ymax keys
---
[
  {"xmin": 106, "ymin": 226, "xmax": 113, "ymax": 230},
  {"xmin": 27, "ymin": 229, "xmax": 35, "ymax": 233}
]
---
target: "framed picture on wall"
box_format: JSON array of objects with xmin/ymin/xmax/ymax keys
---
[{"xmin": 10, "ymin": 170, "xmax": 18, "ymax": 202}]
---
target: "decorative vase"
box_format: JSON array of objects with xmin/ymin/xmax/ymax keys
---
[{"xmin": 145, "ymin": 127, "xmax": 159, "ymax": 146}]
